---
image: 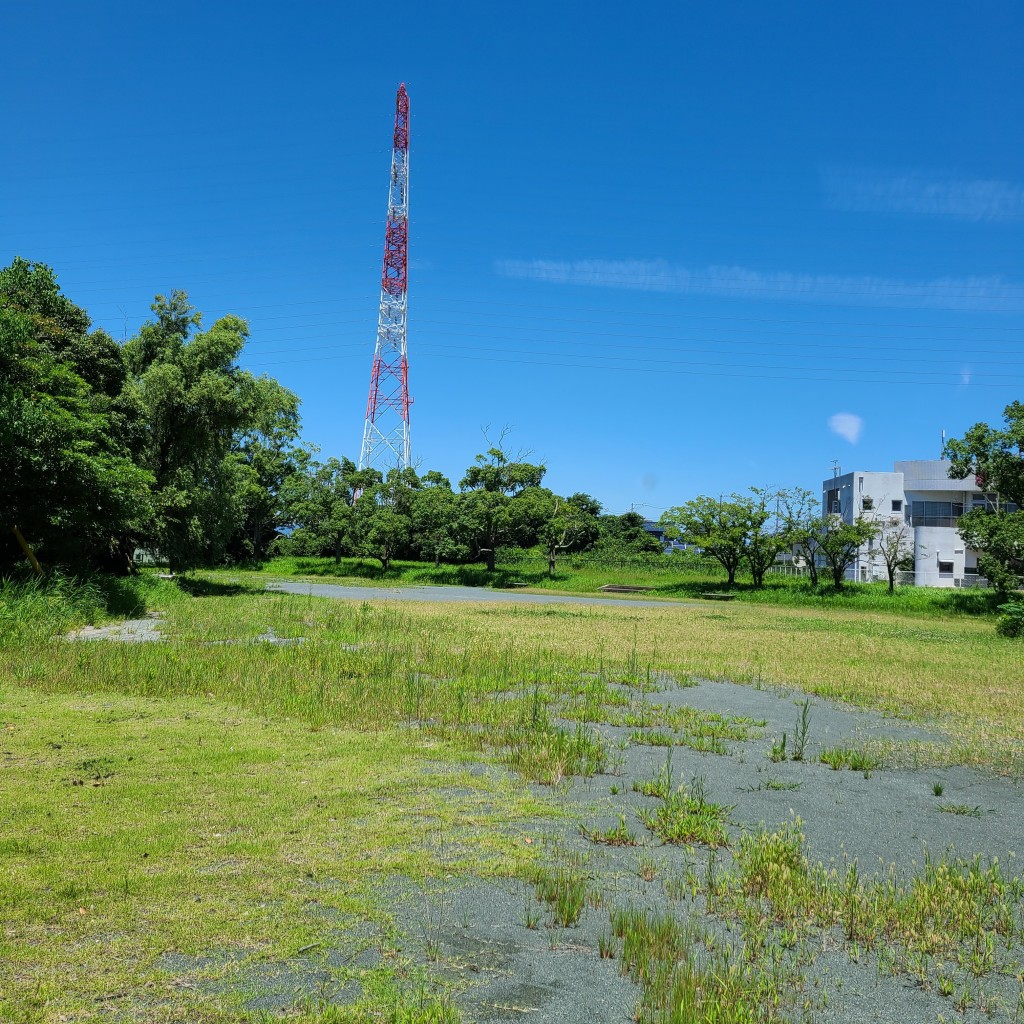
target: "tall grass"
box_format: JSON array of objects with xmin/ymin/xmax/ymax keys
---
[{"xmin": 0, "ymin": 573, "xmax": 150, "ymax": 646}]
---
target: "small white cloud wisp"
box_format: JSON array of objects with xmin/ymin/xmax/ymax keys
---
[
  {"xmin": 494, "ymin": 258, "xmax": 1023, "ymax": 312},
  {"xmin": 822, "ymin": 166, "xmax": 1024, "ymax": 223},
  {"xmin": 829, "ymin": 413, "xmax": 863, "ymax": 445}
]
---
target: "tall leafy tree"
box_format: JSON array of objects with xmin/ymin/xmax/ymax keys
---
[
  {"xmin": 945, "ymin": 403, "xmax": 1024, "ymax": 594},
  {"xmin": 593, "ymin": 511, "xmax": 663, "ymax": 556},
  {"xmin": 0, "ymin": 260, "xmax": 151, "ymax": 571},
  {"xmin": 123, "ymin": 292, "xmax": 299, "ymax": 569},
  {"xmin": 355, "ymin": 467, "xmax": 419, "ymax": 570},
  {"xmin": 739, "ymin": 488, "xmax": 793, "ymax": 589},
  {"xmin": 285, "ymin": 456, "xmax": 378, "ymax": 562},
  {"xmin": 225, "ymin": 382, "xmax": 303, "ymax": 562}
]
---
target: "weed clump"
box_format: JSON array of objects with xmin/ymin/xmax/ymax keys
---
[
  {"xmin": 995, "ymin": 600, "xmax": 1024, "ymax": 639},
  {"xmin": 503, "ymin": 720, "xmax": 607, "ymax": 785},
  {"xmin": 610, "ymin": 906, "xmax": 793, "ymax": 1023},
  {"xmin": 582, "ymin": 815, "xmax": 638, "ymax": 846},
  {"xmin": 819, "ymin": 746, "xmax": 882, "ymax": 775},
  {"xmin": 534, "ymin": 861, "xmax": 589, "ymax": 927},
  {"xmin": 638, "ymin": 773, "xmax": 730, "ymax": 849}
]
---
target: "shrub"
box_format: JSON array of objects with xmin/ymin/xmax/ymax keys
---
[{"xmin": 995, "ymin": 601, "xmax": 1024, "ymax": 639}]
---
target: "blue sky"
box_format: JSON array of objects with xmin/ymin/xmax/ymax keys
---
[{"xmin": 4, "ymin": 1, "xmax": 1022, "ymax": 515}]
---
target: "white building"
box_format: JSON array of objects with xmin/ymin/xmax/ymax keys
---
[{"xmin": 821, "ymin": 460, "xmax": 995, "ymax": 588}]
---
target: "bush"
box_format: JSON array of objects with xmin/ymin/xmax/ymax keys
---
[{"xmin": 995, "ymin": 601, "xmax": 1024, "ymax": 639}]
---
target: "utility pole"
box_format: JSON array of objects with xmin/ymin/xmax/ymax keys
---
[{"xmin": 359, "ymin": 84, "xmax": 413, "ymax": 471}]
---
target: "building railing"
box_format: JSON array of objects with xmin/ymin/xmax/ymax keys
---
[{"xmin": 905, "ymin": 516, "xmax": 961, "ymax": 529}]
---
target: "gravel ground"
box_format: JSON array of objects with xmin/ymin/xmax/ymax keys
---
[
  {"xmin": 379, "ymin": 675, "xmax": 1024, "ymax": 1024},
  {"xmin": 148, "ymin": 672, "xmax": 1023, "ymax": 1020}
]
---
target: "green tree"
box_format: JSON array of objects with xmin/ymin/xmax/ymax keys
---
[
  {"xmin": 593, "ymin": 511, "xmax": 663, "ymax": 555},
  {"xmin": 778, "ymin": 487, "xmax": 822, "ymax": 587},
  {"xmin": 285, "ymin": 456, "xmax": 376, "ymax": 562},
  {"xmin": 410, "ymin": 473, "xmax": 467, "ymax": 566},
  {"xmin": 459, "ymin": 447, "xmax": 548, "ymax": 571},
  {"xmin": 355, "ymin": 468, "xmax": 419, "ymax": 570},
  {"xmin": 659, "ymin": 497, "xmax": 753, "ymax": 588},
  {"xmin": 0, "ymin": 260, "xmax": 152, "ymax": 572},
  {"xmin": 954, "ymin": 512, "xmax": 1023, "ymax": 595},
  {"xmin": 945, "ymin": 403, "xmax": 1024, "ymax": 594},
  {"xmin": 226, "ymin": 434, "xmax": 303, "ymax": 562},
  {"xmin": 741, "ymin": 488, "xmax": 792, "ymax": 589},
  {"xmin": 123, "ymin": 293, "xmax": 299, "ymax": 570},
  {"xmin": 540, "ymin": 494, "xmax": 600, "ymax": 577},
  {"xmin": 816, "ymin": 516, "xmax": 879, "ymax": 589}
]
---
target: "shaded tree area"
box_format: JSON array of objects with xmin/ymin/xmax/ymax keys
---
[{"xmin": 2, "ymin": 260, "xmax": 298, "ymax": 573}]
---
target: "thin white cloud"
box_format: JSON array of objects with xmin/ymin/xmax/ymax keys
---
[
  {"xmin": 822, "ymin": 166, "xmax": 1024, "ymax": 222},
  {"xmin": 495, "ymin": 258, "xmax": 1024, "ymax": 312},
  {"xmin": 829, "ymin": 413, "xmax": 862, "ymax": 445}
]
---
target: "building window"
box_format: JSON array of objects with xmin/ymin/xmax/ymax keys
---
[
  {"xmin": 862, "ymin": 496, "xmax": 874, "ymax": 510},
  {"xmin": 891, "ymin": 499, "xmax": 903, "ymax": 512},
  {"xmin": 910, "ymin": 501, "xmax": 964, "ymax": 528},
  {"xmin": 938, "ymin": 561, "xmax": 954, "ymax": 576}
]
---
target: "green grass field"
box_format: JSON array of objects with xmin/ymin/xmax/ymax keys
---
[
  {"xmin": 0, "ymin": 570, "xmax": 1020, "ymax": 1021},
  {"xmin": 237, "ymin": 553, "xmax": 1004, "ymax": 617}
]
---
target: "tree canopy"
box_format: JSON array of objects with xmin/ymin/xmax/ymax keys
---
[{"xmin": 946, "ymin": 404, "xmax": 1024, "ymax": 593}]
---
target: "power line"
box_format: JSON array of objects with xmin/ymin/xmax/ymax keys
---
[{"xmin": 241, "ymin": 346, "xmax": 1022, "ymax": 388}]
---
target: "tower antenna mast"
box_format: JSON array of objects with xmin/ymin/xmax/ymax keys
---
[{"xmin": 359, "ymin": 84, "xmax": 412, "ymax": 470}]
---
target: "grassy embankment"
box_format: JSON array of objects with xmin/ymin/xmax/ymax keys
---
[{"xmin": 0, "ymin": 570, "xmax": 1020, "ymax": 1021}]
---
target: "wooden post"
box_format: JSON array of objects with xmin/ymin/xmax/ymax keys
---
[{"xmin": 11, "ymin": 526, "xmax": 43, "ymax": 576}]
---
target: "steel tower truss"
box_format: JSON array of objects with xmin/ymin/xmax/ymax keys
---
[{"xmin": 359, "ymin": 84, "xmax": 412, "ymax": 471}]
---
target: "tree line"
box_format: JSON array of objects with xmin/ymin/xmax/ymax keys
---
[
  {"xmin": 3, "ymin": 259, "xmax": 1020, "ymax": 594},
  {"xmin": 659, "ymin": 400, "xmax": 1024, "ymax": 596},
  {"xmin": 659, "ymin": 488, "xmax": 889, "ymax": 591},
  {"xmin": 0, "ymin": 260, "xmax": 660, "ymax": 575}
]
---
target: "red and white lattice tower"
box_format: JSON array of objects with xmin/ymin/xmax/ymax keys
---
[{"xmin": 359, "ymin": 84, "xmax": 412, "ymax": 470}]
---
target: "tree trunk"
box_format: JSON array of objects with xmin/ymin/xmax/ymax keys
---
[
  {"xmin": 334, "ymin": 534, "xmax": 342, "ymax": 564},
  {"xmin": 548, "ymin": 548, "xmax": 556, "ymax": 577},
  {"xmin": 481, "ymin": 548, "xmax": 496, "ymax": 572}
]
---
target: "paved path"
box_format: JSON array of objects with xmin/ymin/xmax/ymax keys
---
[{"xmin": 266, "ymin": 580, "xmax": 688, "ymax": 609}]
